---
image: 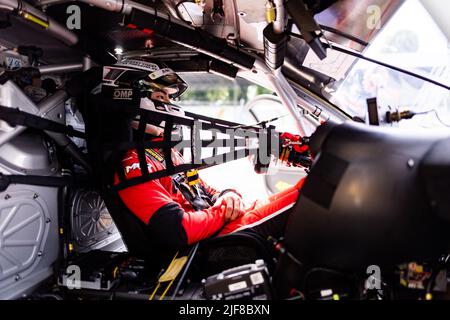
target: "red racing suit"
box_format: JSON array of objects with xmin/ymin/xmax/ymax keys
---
[{"xmin": 115, "ymin": 147, "xmax": 305, "ymax": 250}]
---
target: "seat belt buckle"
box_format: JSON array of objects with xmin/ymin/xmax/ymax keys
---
[{"xmin": 186, "ymin": 169, "xmax": 199, "ymax": 186}]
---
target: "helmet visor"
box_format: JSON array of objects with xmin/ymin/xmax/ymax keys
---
[{"xmin": 141, "ymin": 70, "xmax": 188, "ymax": 99}]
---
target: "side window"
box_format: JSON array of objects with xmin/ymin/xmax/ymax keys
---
[
  {"xmin": 330, "ymin": 0, "xmax": 450, "ymax": 129},
  {"xmin": 178, "ymin": 73, "xmax": 271, "ymax": 123}
]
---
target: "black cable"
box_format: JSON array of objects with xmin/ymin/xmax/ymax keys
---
[
  {"xmin": 288, "ymin": 32, "xmax": 450, "ymax": 92},
  {"xmin": 432, "ymin": 110, "xmax": 450, "ymax": 127},
  {"xmin": 175, "ymin": 1, "xmax": 197, "ymax": 26},
  {"xmin": 16, "ymin": 0, "xmax": 23, "ymax": 12},
  {"xmin": 267, "ymin": 236, "xmax": 304, "ymax": 267},
  {"xmin": 318, "ymin": 24, "xmax": 369, "ymax": 47},
  {"xmin": 170, "ymin": 243, "xmax": 199, "ymax": 300},
  {"xmin": 414, "ymin": 109, "xmax": 450, "ymax": 127},
  {"xmin": 302, "ymin": 267, "xmax": 357, "ymax": 298},
  {"xmin": 331, "ymin": 44, "xmax": 450, "ymax": 91},
  {"xmin": 119, "ymin": 0, "xmax": 125, "ymax": 14}
]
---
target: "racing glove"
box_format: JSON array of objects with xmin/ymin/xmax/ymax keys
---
[{"xmin": 278, "ymin": 132, "xmax": 312, "ymax": 169}]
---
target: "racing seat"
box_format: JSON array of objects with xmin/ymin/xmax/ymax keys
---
[{"xmin": 94, "ymin": 113, "xmax": 275, "ymax": 274}]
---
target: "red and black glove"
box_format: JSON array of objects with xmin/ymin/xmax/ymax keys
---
[{"xmin": 279, "ymin": 132, "xmax": 312, "ymax": 169}]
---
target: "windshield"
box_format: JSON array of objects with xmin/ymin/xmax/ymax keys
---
[{"xmin": 328, "ymin": 0, "xmax": 450, "ymax": 129}]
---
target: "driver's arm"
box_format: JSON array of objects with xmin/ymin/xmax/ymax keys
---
[{"xmin": 118, "ymin": 178, "xmax": 231, "ymax": 248}]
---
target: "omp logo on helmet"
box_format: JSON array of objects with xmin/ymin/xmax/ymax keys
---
[{"xmin": 113, "ymin": 88, "xmax": 133, "ymax": 100}]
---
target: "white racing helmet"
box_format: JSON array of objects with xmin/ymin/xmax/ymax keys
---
[{"xmin": 102, "ymin": 57, "xmax": 188, "ymax": 136}]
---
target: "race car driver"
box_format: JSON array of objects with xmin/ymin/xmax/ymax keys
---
[{"xmin": 105, "ymin": 57, "xmax": 310, "ymax": 251}]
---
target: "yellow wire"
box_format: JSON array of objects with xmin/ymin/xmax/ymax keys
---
[
  {"xmin": 159, "ymin": 278, "xmax": 176, "ymax": 300},
  {"xmin": 148, "ymin": 251, "xmax": 179, "ymax": 300},
  {"xmin": 148, "ymin": 282, "xmax": 161, "ymax": 300}
]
